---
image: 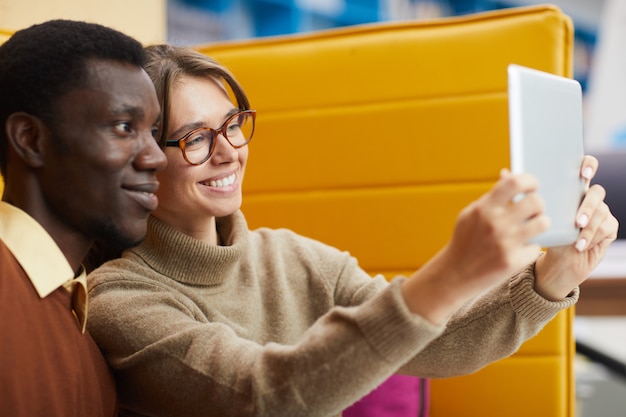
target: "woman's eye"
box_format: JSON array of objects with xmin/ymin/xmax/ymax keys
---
[
  {"xmin": 185, "ymin": 134, "xmax": 207, "ymax": 149},
  {"xmin": 226, "ymin": 121, "xmax": 241, "ymax": 133}
]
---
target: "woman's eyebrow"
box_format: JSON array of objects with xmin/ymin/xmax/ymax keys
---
[
  {"xmin": 169, "ymin": 108, "xmax": 241, "ymax": 140},
  {"xmin": 224, "ymin": 108, "xmax": 240, "ymax": 119},
  {"xmin": 169, "ymin": 121, "xmax": 205, "ymax": 140}
]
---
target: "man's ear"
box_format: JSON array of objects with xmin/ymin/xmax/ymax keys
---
[{"xmin": 5, "ymin": 112, "xmax": 47, "ymax": 168}]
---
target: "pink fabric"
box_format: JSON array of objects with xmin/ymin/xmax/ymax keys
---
[{"xmin": 342, "ymin": 376, "xmax": 429, "ymax": 417}]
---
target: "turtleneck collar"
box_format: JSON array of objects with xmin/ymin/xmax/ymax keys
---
[{"xmin": 128, "ymin": 211, "xmax": 249, "ymax": 286}]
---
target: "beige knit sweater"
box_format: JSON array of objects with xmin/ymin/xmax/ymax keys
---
[{"xmin": 87, "ymin": 211, "xmax": 577, "ymax": 417}]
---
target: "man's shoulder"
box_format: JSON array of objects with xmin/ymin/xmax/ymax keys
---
[{"xmin": 0, "ymin": 238, "xmax": 29, "ymax": 283}]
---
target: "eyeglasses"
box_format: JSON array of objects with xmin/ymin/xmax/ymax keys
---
[{"xmin": 165, "ymin": 110, "xmax": 256, "ymax": 166}]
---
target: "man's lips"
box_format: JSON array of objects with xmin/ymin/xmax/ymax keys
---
[{"xmin": 122, "ymin": 182, "xmax": 159, "ymax": 211}]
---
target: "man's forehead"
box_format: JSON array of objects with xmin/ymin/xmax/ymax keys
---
[
  {"xmin": 54, "ymin": 66, "xmax": 159, "ymax": 124},
  {"xmin": 81, "ymin": 58, "xmax": 145, "ymax": 85}
]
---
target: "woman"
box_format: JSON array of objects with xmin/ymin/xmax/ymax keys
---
[{"xmin": 87, "ymin": 44, "xmax": 618, "ymax": 417}]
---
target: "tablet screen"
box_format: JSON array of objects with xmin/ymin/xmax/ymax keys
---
[{"xmin": 508, "ymin": 64, "xmax": 586, "ymax": 247}]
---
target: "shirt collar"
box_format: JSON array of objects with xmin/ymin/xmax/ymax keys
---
[
  {"xmin": 0, "ymin": 201, "xmax": 75, "ymax": 298},
  {"xmin": 63, "ymin": 267, "xmax": 88, "ymax": 333},
  {"xmin": 0, "ymin": 202, "xmax": 88, "ymax": 332}
]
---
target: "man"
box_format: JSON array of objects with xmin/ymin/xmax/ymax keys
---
[{"xmin": 0, "ymin": 20, "xmax": 167, "ymax": 416}]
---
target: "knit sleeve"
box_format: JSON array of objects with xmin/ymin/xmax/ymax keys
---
[
  {"xmin": 87, "ymin": 262, "xmax": 443, "ymax": 417},
  {"xmin": 398, "ymin": 263, "xmax": 578, "ymax": 378},
  {"xmin": 311, "ymin": 236, "xmax": 577, "ymax": 380}
]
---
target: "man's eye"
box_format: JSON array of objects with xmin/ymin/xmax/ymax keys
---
[
  {"xmin": 114, "ymin": 121, "xmax": 133, "ymax": 135},
  {"xmin": 151, "ymin": 126, "xmax": 161, "ymax": 139}
]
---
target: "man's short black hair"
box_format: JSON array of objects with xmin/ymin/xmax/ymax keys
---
[{"xmin": 0, "ymin": 19, "xmax": 146, "ymax": 177}]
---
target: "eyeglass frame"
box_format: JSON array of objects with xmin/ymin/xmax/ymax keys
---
[{"xmin": 165, "ymin": 109, "xmax": 256, "ymax": 166}]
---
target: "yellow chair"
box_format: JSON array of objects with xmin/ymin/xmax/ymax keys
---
[{"xmin": 197, "ymin": 4, "xmax": 576, "ymax": 417}]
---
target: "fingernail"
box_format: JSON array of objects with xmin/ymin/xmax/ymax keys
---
[
  {"xmin": 575, "ymin": 238, "xmax": 587, "ymax": 252},
  {"xmin": 582, "ymin": 167, "xmax": 593, "ymax": 180},
  {"xmin": 577, "ymin": 214, "xmax": 589, "ymax": 228}
]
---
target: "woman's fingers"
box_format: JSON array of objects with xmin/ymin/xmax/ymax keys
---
[
  {"xmin": 580, "ymin": 155, "xmax": 598, "ymax": 189},
  {"xmin": 575, "ymin": 185, "xmax": 618, "ymax": 251}
]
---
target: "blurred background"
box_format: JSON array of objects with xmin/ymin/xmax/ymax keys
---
[
  {"xmin": 0, "ymin": 0, "xmax": 622, "ymax": 152},
  {"xmin": 168, "ymin": 0, "xmax": 626, "ymax": 156},
  {"xmin": 1, "ymin": 0, "xmax": 624, "ymax": 415},
  {"xmin": 166, "ymin": 0, "xmax": 599, "ymax": 90}
]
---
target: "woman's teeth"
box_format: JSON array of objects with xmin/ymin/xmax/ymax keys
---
[{"xmin": 208, "ymin": 174, "xmax": 236, "ymax": 188}]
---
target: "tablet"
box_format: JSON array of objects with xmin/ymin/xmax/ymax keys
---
[{"xmin": 508, "ymin": 64, "xmax": 586, "ymax": 247}]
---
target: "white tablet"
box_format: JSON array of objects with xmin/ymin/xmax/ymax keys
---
[{"xmin": 508, "ymin": 64, "xmax": 586, "ymax": 247}]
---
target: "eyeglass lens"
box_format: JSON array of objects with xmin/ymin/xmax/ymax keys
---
[{"xmin": 183, "ymin": 112, "xmax": 254, "ymax": 165}]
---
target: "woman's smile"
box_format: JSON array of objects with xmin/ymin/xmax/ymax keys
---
[{"xmin": 200, "ymin": 173, "xmax": 236, "ymax": 189}]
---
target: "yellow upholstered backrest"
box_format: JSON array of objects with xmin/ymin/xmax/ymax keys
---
[{"xmin": 197, "ymin": 4, "xmax": 575, "ymax": 417}]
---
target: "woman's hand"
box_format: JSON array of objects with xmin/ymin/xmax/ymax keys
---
[
  {"xmin": 403, "ymin": 169, "xmax": 549, "ymax": 324},
  {"xmin": 534, "ymin": 155, "xmax": 619, "ymax": 300}
]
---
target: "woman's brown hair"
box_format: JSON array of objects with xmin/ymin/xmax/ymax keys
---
[{"xmin": 143, "ymin": 44, "xmax": 251, "ymax": 147}]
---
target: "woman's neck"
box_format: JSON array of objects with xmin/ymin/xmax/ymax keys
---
[{"xmin": 151, "ymin": 213, "xmax": 219, "ymax": 245}]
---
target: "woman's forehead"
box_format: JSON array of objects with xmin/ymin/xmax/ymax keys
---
[{"xmin": 168, "ymin": 76, "xmax": 235, "ymax": 127}]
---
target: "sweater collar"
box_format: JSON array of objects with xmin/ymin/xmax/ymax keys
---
[{"xmin": 130, "ymin": 211, "xmax": 249, "ymax": 286}]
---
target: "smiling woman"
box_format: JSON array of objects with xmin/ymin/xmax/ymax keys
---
[{"xmin": 83, "ymin": 32, "xmax": 618, "ymax": 417}]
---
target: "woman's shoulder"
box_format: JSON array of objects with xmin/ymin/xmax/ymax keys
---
[
  {"xmin": 247, "ymin": 226, "xmax": 362, "ymax": 282},
  {"xmin": 249, "ymin": 226, "xmax": 348, "ymax": 257},
  {"xmin": 87, "ymin": 251, "xmax": 159, "ymax": 290}
]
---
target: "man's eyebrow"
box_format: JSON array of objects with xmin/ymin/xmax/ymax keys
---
[{"xmin": 109, "ymin": 104, "xmax": 146, "ymax": 119}]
